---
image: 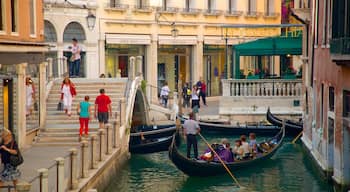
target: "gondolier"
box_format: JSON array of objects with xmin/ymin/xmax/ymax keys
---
[{"xmin": 183, "ymin": 113, "xmax": 201, "ymax": 159}]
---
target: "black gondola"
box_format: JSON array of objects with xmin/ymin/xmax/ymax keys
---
[
  {"xmin": 178, "ymin": 116, "xmax": 281, "ymax": 136},
  {"xmin": 129, "ymin": 124, "xmax": 177, "ymax": 154},
  {"xmin": 168, "ymin": 126, "xmax": 285, "ymax": 177},
  {"xmin": 266, "ymin": 108, "xmax": 303, "ymax": 136}
]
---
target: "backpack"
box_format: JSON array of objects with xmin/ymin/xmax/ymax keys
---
[{"xmin": 186, "ymin": 88, "xmax": 192, "ymax": 96}]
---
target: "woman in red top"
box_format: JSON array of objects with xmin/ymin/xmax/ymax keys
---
[
  {"xmin": 61, "ymin": 77, "xmax": 77, "ymax": 116},
  {"xmin": 200, "ymin": 80, "xmax": 207, "ymax": 106}
]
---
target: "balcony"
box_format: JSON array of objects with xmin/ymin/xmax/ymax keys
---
[
  {"xmin": 330, "ymin": 37, "xmax": 350, "ymax": 65},
  {"xmin": 181, "ymin": 8, "xmax": 201, "ymax": 15},
  {"xmin": 245, "ymin": 11, "xmax": 260, "ymax": 18},
  {"xmin": 156, "ymin": 7, "xmax": 178, "ymax": 14},
  {"xmin": 291, "ymin": 0, "xmax": 311, "ymax": 22},
  {"xmin": 225, "ymin": 10, "xmax": 243, "ymax": 17},
  {"xmin": 203, "ymin": 9, "xmax": 223, "ymax": 16},
  {"xmin": 104, "ymin": 3, "xmax": 129, "ymax": 11},
  {"xmin": 133, "ymin": 5, "xmax": 153, "ymax": 13}
]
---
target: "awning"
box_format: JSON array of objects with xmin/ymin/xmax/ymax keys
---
[
  {"xmin": 106, "ymin": 34, "xmax": 151, "ymax": 45},
  {"xmin": 158, "ymin": 36, "xmax": 197, "ymax": 45},
  {"xmin": 231, "ymin": 34, "xmax": 302, "ymax": 78}
]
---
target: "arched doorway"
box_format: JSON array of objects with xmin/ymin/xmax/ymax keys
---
[{"xmin": 63, "ymin": 22, "xmax": 86, "ymax": 77}]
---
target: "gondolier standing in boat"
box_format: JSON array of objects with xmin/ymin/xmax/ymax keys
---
[{"xmin": 183, "ymin": 112, "xmax": 201, "ymax": 159}]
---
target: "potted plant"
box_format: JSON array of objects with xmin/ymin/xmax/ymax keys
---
[{"xmin": 247, "ymin": 69, "xmax": 260, "ymax": 79}]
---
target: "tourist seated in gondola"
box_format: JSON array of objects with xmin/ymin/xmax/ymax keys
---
[
  {"xmin": 212, "ymin": 139, "xmax": 234, "ymax": 163},
  {"xmin": 233, "ymin": 140, "xmax": 244, "ymax": 160},
  {"xmin": 249, "ymin": 133, "xmax": 258, "ymax": 154},
  {"xmin": 240, "ymin": 135, "xmax": 251, "ymax": 159}
]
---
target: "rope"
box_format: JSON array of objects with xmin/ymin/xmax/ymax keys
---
[{"xmin": 198, "ymin": 133, "xmax": 243, "ymax": 188}]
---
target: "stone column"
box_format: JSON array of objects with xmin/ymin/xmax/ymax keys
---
[
  {"xmin": 55, "ymin": 157, "xmax": 65, "ymax": 192},
  {"xmin": 113, "ymin": 112, "xmax": 120, "ymax": 148},
  {"xmin": 136, "ymin": 56, "xmax": 143, "ymax": 77},
  {"xmin": 98, "ymin": 129, "xmax": 105, "ymax": 161},
  {"xmin": 90, "ymin": 134, "xmax": 97, "ymax": 169},
  {"xmin": 192, "ymin": 42, "xmax": 203, "ymax": 84},
  {"xmin": 81, "ymin": 140, "xmax": 89, "ymax": 178},
  {"xmin": 38, "ymin": 168, "xmax": 49, "ymax": 192},
  {"xmin": 69, "ymin": 148, "xmax": 78, "ymax": 190},
  {"xmin": 99, "ymin": 39, "xmax": 106, "ymax": 77},
  {"xmin": 106, "ymin": 124, "xmax": 111, "ymax": 154},
  {"xmin": 16, "ymin": 182, "xmax": 31, "ymax": 192},
  {"xmin": 129, "ymin": 56, "xmax": 135, "ymax": 80},
  {"xmin": 39, "ymin": 62, "xmax": 47, "ymax": 128},
  {"xmin": 146, "ymin": 40, "xmax": 158, "ymax": 103},
  {"xmin": 16, "ymin": 63, "xmax": 27, "ymax": 148}
]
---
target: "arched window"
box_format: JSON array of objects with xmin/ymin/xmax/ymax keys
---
[
  {"xmin": 44, "ymin": 20, "xmax": 57, "ymax": 42},
  {"xmin": 63, "ymin": 22, "xmax": 86, "ymax": 42}
]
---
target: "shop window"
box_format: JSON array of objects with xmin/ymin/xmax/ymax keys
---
[
  {"xmin": 0, "ymin": 0, "xmax": 5, "ymax": 31},
  {"xmin": 10, "ymin": 0, "xmax": 18, "ymax": 33},
  {"xmin": 29, "ymin": 0, "xmax": 36, "ymax": 36},
  {"xmin": 343, "ymin": 90, "xmax": 350, "ymax": 118},
  {"xmin": 329, "ymin": 86, "xmax": 335, "ymax": 112}
]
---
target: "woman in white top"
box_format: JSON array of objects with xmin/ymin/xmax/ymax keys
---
[
  {"xmin": 160, "ymin": 82, "xmax": 170, "ymax": 108},
  {"xmin": 240, "ymin": 135, "xmax": 251, "ymax": 158},
  {"xmin": 60, "ymin": 77, "xmax": 77, "ymax": 116},
  {"xmin": 191, "ymin": 85, "xmax": 200, "ymax": 115},
  {"xmin": 25, "ymin": 77, "xmax": 35, "ymax": 116}
]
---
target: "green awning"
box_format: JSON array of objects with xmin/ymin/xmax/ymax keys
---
[{"xmin": 232, "ymin": 34, "xmax": 302, "ymax": 78}]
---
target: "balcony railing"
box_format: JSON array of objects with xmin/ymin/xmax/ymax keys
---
[
  {"xmin": 222, "ymin": 79, "xmax": 303, "ymax": 97},
  {"xmin": 203, "ymin": 9, "xmax": 223, "ymax": 16},
  {"xmin": 181, "ymin": 8, "xmax": 201, "ymax": 15},
  {"xmin": 294, "ymin": 0, "xmax": 311, "ymax": 9},
  {"xmin": 330, "ymin": 37, "xmax": 350, "ymax": 55},
  {"xmin": 134, "ymin": 5, "xmax": 152, "ymax": 12},
  {"xmin": 225, "ymin": 10, "xmax": 243, "ymax": 16},
  {"xmin": 245, "ymin": 11, "xmax": 260, "ymax": 17},
  {"xmin": 156, "ymin": 7, "xmax": 178, "ymax": 13},
  {"xmin": 263, "ymin": 12, "xmax": 280, "ymax": 17},
  {"xmin": 105, "ymin": 3, "xmax": 129, "ymax": 11}
]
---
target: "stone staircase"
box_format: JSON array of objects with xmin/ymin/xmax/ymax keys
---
[{"xmin": 35, "ymin": 78, "xmax": 127, "ymax": 146}]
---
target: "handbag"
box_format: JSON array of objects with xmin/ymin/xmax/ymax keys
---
[
  {"xmin": 9, "ymin": 141, "xmax": 23, "ymax": 167},
  {"xmin": 57, "ymin": 101, "xmax": 64, "ymax": 111}
]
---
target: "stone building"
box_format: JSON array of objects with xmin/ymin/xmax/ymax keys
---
[
  {"xmin": 98, "ymin": 0, "xmax": 282, "ymax": 96},
  {"xmin": 294, "ymin": 0, "xmax": 350, "ymax": 188}
]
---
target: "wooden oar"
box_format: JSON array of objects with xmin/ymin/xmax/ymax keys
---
[
  {"xmin": 198, "ymin": 133, "xmax": 243, "ymax": 188},
  {"xmin": 292, "ymin": 131, "xmax": 303, "ymax": 144}
]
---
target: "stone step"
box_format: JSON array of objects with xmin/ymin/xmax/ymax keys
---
[
  {"xmin": 43, "ymin": 125, "xmax": 101, "ymax": 131},
  {"xmin": 45, "ymin": 119, "xmax": 117, "ymax": 124},
  {"xmin": 33, "ymin": 142, "xmax": 81, "ymax": 147},
  {"xmin": 39, "ymin": 131, "xmax": 99, "ymax": 137},
  {"xmin": 49, "ymin": 90, "xmax": 125, "ymax": 95}
]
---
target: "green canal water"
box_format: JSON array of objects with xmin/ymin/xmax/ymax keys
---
[{"xmin": 105, "ymin": 134, "xmax": 334, "ymax": 192}]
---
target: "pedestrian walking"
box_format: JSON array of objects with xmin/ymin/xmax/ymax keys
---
[
  {"xmin": 25, "ymin": 77, "xmax": 35, "ymax": 116},
  {"xmin": 200, "ymin": 79, "xmax": 207, "ymax": 106},
  {"xmin": 191, "ymin": 85, "xmax": 200, "ymax": 119},
  {"xmin": 0, "ymin": 129, "xmax": 21, "ymax": 188},
  {"xmin": 61, "ymin": 77, "xmax": 77, "ymax": 117},
  {"xmin": 182, "ymin": 83, "xmax": 191, "ymax": 108},
  {"xmin": 160, "ymin": 82, "xmax": 170, "ymax": 108},
  {"xmin": 77, "ymin": 96, "xmax": 91, "ymax": 138},
  {"xmin": 183, "ymin": 112, "xmax": 201, "ymax": 159},
  {"xmin": 196, "ymin": 78, "xmax": 203, "ymax": 102},
  {"xmin": 69, "ymin": 38, "xmax": 81, "ymax": 77},
  {"xmin": 95, "ymin": 89, "xmax": 112, "ymax": 129}
]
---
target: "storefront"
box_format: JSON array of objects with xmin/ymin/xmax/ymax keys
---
[
  {"xmin": 157, "ymin": 45, "xmax": 192, "ymax": 92},
  {"xmin": 105, "ymin": 44, "xmax": 145, "ymax": 78}
]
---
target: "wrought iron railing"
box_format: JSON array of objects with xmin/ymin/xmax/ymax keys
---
[
  {"xmin": 181, "ymin": 8, "xmax": 201, "ymax": 14},
  {"xmin": 134, "ymin": 5, "xmax": 152, "ymax": 11},
  {"xmin": 156, "ymin": 7, "xmax": 178, "ymax": 13},
  {"xmin": 105, "ymin": 2, "xmax": 129, "ymax": 10},
  {"xmin": 264, "ymin": 12, "xmax": 280, "ymax": 17},
  {"xmin": 245, "ymin": 11, "xmax": 260, "ymax": 17},
  {"xmin": 225, "ymin": 10, "xmax": 243, "ymax": 16},
  {"xmin": 203, "ymin": 9, "xmax": 223, "ymax": 15},
  {"xmin": 330, "ymin": 37, "xmax": 350, "ymax": 55}
]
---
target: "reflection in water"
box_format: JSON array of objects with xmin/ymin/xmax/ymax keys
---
[{"xmin": 105, "ymin": 135, "xmax": 334, "ymax": 192}]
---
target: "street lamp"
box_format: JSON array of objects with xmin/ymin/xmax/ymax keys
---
[
  {"xmin": 86, "ymin": 12, "xmax": 96, "ymax": 31},
  {"xmin": 171, "ymin": 27, "xmax": 179, "ymax": 38}
]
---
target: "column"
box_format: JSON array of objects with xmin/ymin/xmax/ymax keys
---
[
  {"xmin": 55, "ymin": 157, "xmax": 65, "ymax": 192},
  {"xmin": 16, "ymin": 63, "xmax": 27, "ymax": 148},
  {"xmin": 192, "ymin": 42, "xmax": 203, "ymax": 83},
  {"xmin": 38, "ymin": 168, "xmax": 49, "ymax": 192},
  {"xmin": 85, "ymin": 47, "xmax": 99, "ymax": 78},
  {"xmin": 136, "ymin": 56, "xmax": 143, "ymax": 77},
  {"xmin": 146, "ymin": 40, "xmax": 158, "ymax": 103},
  {"xmin": 69, "ymin": 148, "xmax": 78, "ymax": 190},
  {"xmin": 16, "ymin": 182, "xmax": 31, "ymax": 192},
  {"xmin": 39, "ymin": 62, "xmax": 47, "ymax": 128},
  {"xmin": 99, "ymin": 39, "xmax": 106, "ymax": 77},
  {"xmin": 129, "ymin": 56, "xmax": 135, "ymax": 80}
]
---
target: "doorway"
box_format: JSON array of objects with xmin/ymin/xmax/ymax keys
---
[{"xmin": 327, "ymin": 117, "xmax": 334, "ymax": 170}]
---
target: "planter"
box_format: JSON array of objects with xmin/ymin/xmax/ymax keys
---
[
  {"xmin": 247, "ymin": 75, "xmax": 260, "ymax": 79},
  {"xmin": 283, "ymin": 74, "xmax": 296, "ymax": 79}
]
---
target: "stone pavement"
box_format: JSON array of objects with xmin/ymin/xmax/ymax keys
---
[{"xmin": 181, "ymin": 96, "xmax": 220, "ymax": 118}]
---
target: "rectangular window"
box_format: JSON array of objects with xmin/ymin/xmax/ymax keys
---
[
  {"xmin": 137, "ymin": 0, "xmax": 148, "ymax": 9},
  {"xmin": 162, "ymin": 0, "xmax": 167, "ymax": 10},
  {"xmin": 265, "ymin": 0, "xmax": 274, "ymax": 16},
  {"xmin": 29, "ymin": 0, "xmax": 36, "ymax": 36},
  {"xmin": 320, "ymin": 84, "xmax": 324, "ymax": 127},
  {"xmin": 314, "ymin": 0, "xmax": 319, "ymax": 47},
  {"xmin": 10, "ymin": 0, "xmax": 18, "ymax": 33},
  {"xmin": 207, "ymin": 0, "xmax": 214, "ymax": 11},
  {"xmin": 185, "ymin": 0, "xmax": 190, "ymax": 10},
  {"xmin": 110, "ymin": 0, "xmax": 120, "ymax": 7},
  {"xmin": 322, "ymin": 0, "xmax": 329, "ymax": 46},
  {"xmin": 305, "ymin": 90, "xmax": 309, "ymax": 114},
  {"xmin": 0, "ymin": 0, "xmax": 5, "ymax": 31},
  {"xmin": 228, "ymin": 0, "xmax": 237, "ymax": 13},
  {"xmin": 343, "ymin": 90, "xmax": 350, "ymax": 117},
  {"xmin": 329, "ymin": 86, "xmax": 335, "ymax": 112},
  {"xmin": 248, "ymin": 0, "xmax": 256, "ymax": 14}
]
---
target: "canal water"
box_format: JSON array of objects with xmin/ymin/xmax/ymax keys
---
[{"xmin": 105, "ymin": 134, "xmax": 334, "ymax": 192}]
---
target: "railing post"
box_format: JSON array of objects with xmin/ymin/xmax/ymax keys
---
[
  {"xmin": 55, "ymin": 157, "xmax": 65, "ymax": 192},
  {"xmin": 47, "ymin": 58, "xmax": 53, "ymax": 80},
  {"xmin": 90, "ymin": 134, "xmax": 98, "ymax": 169},
  {"xmin": 222, "ymin": 80, "xmax": 230, "ymax": 96},
  {"xmin": 129, "ymin": 56, "xmax": 135, "ymax": 80},
  {"xmin": 136, "ymin": 55, "xmax": 143, "ymax": 77},
  {"xmin": 38, "ymin": 168, "xmax": 48, "ymax": 192},
  {"xmin": 81, "ymin": 140, "xmax": 89, "ymax": 178},
  {"xmin": 16, "ymin": 182, "xmax": 31, "ymax": 192},
  {"xmin": 106, "ymin": 124, "xmax": 111, "ymax": 154},
  {"xmin": 113, "ymin": 112, "xmax": 120, "ymax": 148},
  {"xmin": 98, "ymin": 129, "xmax": 106, "ymax": 161},
  {"xmin": 62, "ymin": 57, "xmax": 68, "ymax": 77},
  {"xmin": 69, "ymin": 148, "xmax": 78, "ymax": 190}
]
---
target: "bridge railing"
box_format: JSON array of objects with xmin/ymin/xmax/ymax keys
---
[{"xmin": 222, "ymin": 79, "xmax": 303, "ymax": 97}]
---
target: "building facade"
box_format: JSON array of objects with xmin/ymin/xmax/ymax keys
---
[
  {"xmin": 294, "ymin": 0, "xmax": 350, "ymax": 188},
  {"xmin": 43, "ymin": 0, "xmax": 99, "ymax": 78},
  {"xmin": 98, "ymin": 0, "xmax": 282, "ymax": 96}
]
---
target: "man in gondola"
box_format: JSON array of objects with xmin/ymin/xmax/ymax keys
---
[{"xmin": 183, "ymin": 112, "xmax": 201, "ymax": 159}]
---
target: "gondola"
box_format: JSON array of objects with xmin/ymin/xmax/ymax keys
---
[
  {"xmin": 266, "ymin": 108, "xmax": 303, "ymax": 136},
  {"xmin": 178, "ymin": 116, "xmax": 281, "ymax": 136},
  {"xmin": 129, "ymin": 124, "xmax": 177, "ymax": 154},
  {"xmin": 168, "ymin": 126, "xmax": 285, "ymax": 177}
]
